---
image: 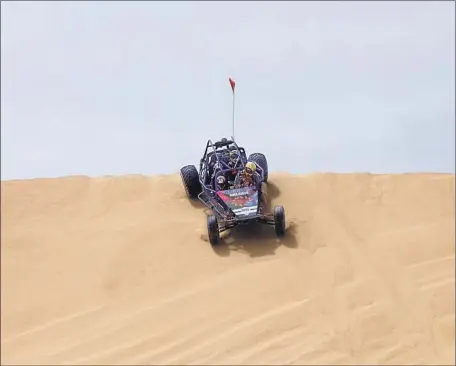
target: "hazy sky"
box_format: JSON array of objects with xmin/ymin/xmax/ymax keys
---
[{"xmin": 1, "ymin": 1, "xmax": 455, "ymax": 180}]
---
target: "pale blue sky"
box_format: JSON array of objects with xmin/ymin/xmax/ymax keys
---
[{"xmin": 1, "ymin": 1, "xmax": 455, "ymax": 180}]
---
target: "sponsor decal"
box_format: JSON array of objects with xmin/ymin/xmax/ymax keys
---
[
  {"xmin": 233, "ymin": 206, "xmax": 258, "ymax": 216},
  {"xmin": 227, "ymin": 190, "xmax": 249, "ymax": 197},
  {"xmin": 216, "ymin": 187, "xmax": 258, "ymax": 216}
]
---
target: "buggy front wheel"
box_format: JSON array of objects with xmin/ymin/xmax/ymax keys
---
[
  {"xmin": 273, "ymin": 205, "xmax": 286, "ymax": 237},
  {"xmin": 207, "ymin": 215, "xmax": 221, "ymax": 245}
]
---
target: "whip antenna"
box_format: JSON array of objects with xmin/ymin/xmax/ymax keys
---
[{"xmin": 229, "ymin": 77, "xmax": 236, "ymax": 141}]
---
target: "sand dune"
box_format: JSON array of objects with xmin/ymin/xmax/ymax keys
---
[{"xmin": 1, "ymin": 173, "xmax": 455, "ymax": 365}]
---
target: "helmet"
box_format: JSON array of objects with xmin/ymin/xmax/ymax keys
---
[
  {"xmin": 245, "ymin": 161, "xmax": 257, "ymax": 175},
  {"xmin": 216, "ymin": 175, "xmax": 226, "ymax": 185},
  {"xmin": 228, "ymin": 150, "xmax": 239, "ymax": 166}
]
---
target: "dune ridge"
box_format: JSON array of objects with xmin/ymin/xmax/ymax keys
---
[{"xmin": 1, "ymin": 172, "xmax": 455, "ymax": 365}]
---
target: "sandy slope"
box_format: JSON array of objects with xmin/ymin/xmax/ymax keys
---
[{"xmin": 1, "ymin": 173, "xmax": 455, "ymax": 365}]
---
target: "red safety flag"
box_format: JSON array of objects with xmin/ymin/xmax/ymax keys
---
[{"xmin": 229, "ymin": 77, "xmax": 236, "ymax": 92}]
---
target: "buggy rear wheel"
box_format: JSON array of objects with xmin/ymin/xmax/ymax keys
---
[
  {"xmin": 207, "ymin": 215, "xmax": 221, "ymax": 245},
  {"xmin": 248, "ymin": 153, "xmax": 268, "ymax": 182},
  {"xmin": 273, "ymin": 205, "xmax": 286, "ymax": 237},
  {"xmin": 180, "ymin": 165, "xmax": 202, "ymax": 199}
]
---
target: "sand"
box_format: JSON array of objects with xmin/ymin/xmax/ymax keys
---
[{"xmin": 1, "ymin": 173, "xmax": 455, "ymax": 365}]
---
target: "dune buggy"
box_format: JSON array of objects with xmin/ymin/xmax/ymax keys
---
[{"xmin": 180, "ymin": 137, "xmax": 286, "ymax": 245}]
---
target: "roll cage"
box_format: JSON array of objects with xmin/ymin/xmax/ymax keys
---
[{"xmin": 198, "ymin": 138, "xmax": 247, "ymax": 190}]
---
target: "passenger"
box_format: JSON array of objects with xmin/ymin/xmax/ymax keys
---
[{"xmin": 234, "ymin": 162, "xmax": 261, "ymax": 188}]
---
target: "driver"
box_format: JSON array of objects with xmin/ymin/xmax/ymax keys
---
[
  {"xmin": 216, "ymin": 175, "xmax": 229, "ymax": 190},
  {"xmin": 234, "ymin": 161, "xmax": 260, "ymax": 188},
  {"xmin": 227, "ymin": 150, "xmax": 239, "ymax": 168}
]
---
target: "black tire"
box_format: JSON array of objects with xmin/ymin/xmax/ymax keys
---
[
  {"xmin": 248, "ymin": 153, "xmax": 268, "ymax": 182},
  {"xmin": 207, "ymin": 215, "xmax": 220, "ymax": 245},
  {"xmin": 180, "ymin": 165, "xmax": 202, "ymax": 199},
  {"xmin": 273, "ymin": 205, "xmax": 286, "ymax": 237}
]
